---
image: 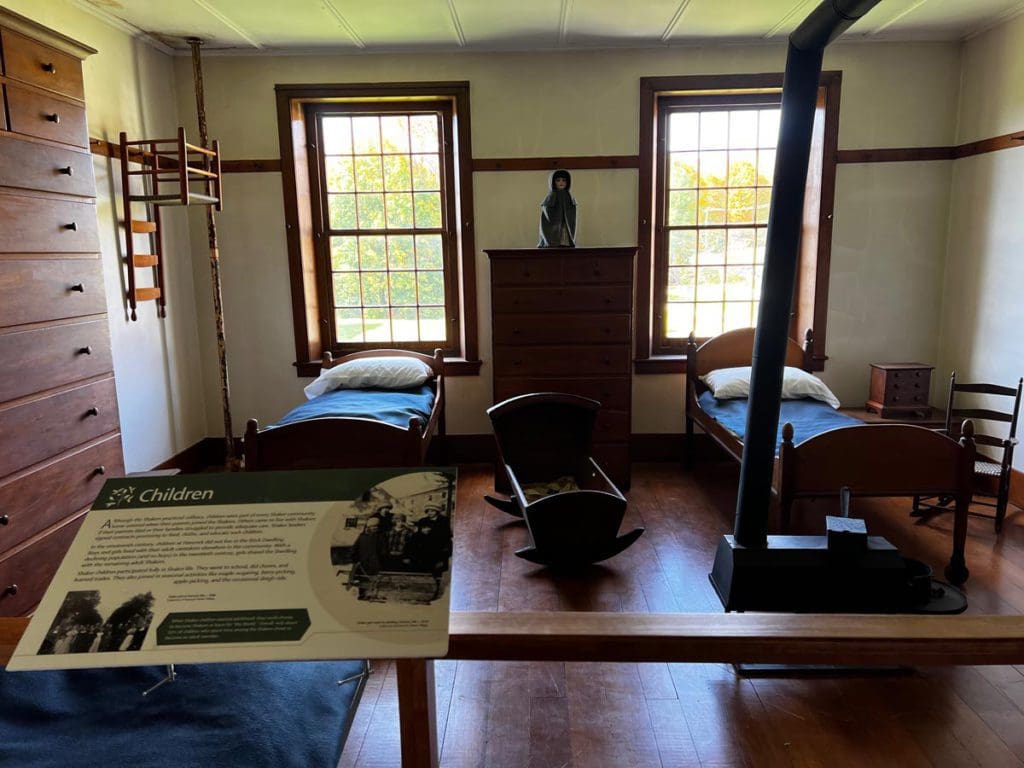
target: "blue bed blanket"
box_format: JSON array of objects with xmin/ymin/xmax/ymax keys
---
[
  {"xmin": 697, "ymin": 391, "xmax": 864, "ymax": 450},
  {"xmin": 274, "ymin": 383, "xmax": 436, "ymax": 429}
]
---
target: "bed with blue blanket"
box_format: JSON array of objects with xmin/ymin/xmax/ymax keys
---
[
  {"xmin": 685, "ymin": 329, "xmax": 975, "ymax": 584},
  {"xmin": 244, "ymin": 349, "xmax": 445, "ymax": 471}
]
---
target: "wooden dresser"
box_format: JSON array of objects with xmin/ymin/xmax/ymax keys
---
[
  {"xmin": 487, "ymin": 246, "xmax": 635, "ymax": 489},
  {"xmin": 0, "ymin": 11, "xmax": 123, "ymax": 616}
]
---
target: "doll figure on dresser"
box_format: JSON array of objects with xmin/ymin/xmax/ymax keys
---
[{"xmin": 538, "ymin": 169, "xmax": 577, "ymax": 247}]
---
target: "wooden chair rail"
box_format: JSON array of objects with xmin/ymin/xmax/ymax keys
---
[{"xmin": 7, "ymin": 612, "xmax": 1024, "ymax": 668}]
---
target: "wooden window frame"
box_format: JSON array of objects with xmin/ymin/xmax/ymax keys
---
[
  {"xmin": 635, "ymin": 72, "xmax": 841, "ymax": 374},
  {"xmin": 276, "ymin": 82, "xmax": 480, "ymax": 377}
]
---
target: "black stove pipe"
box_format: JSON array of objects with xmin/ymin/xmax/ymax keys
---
[{"xmin": 733, "ymin": 0, "xmax": 882, "ymax": 548}]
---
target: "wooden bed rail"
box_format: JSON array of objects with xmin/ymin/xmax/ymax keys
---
[{"xmin": 6, "ymin": 611, "xmax": 1024, "ymax": 668}]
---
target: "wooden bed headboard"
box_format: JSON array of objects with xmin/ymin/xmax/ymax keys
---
[{"xmin": 687, "ymin": 328, "xmax": 813, "ymax": 378}]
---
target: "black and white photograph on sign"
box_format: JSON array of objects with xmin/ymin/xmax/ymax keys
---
[
  {"xmin": 330, "ymin": 471, "xmax": 454, "ymax": 605},
  {"xmin": 37, "ymin": 590, "xmax": 156, "ymax": 655}
]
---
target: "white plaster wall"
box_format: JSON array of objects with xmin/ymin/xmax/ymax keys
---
[
  {"xmin": 4, "ymin": 1, "xmax": 208, "ymax": 471},
  {"xmin": 169, "ymin": 41, "xmax": 961, "ymax": 436},
  {"xmin": 938, "ymin": 13, "xmax": 1024, "ymax": 472}
]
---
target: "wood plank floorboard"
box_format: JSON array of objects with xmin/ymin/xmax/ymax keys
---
[{"xmin": 339, "ymin": 462, "xmax": 1024, "ymax": 767}]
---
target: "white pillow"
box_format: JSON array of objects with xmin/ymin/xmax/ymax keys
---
[
  {"xmin": 700, "ymin": 365, "xmax": 840, "ymax": 409},
  {"xmin": 304, "ymin": 356, "xmax": 434, "ymax": 399}
]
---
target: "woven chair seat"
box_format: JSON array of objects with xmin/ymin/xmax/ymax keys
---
[{"xmin": 975, "ymin": 461, "xmax": 1003, "ymax": 476}]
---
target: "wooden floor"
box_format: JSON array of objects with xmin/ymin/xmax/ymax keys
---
[{"xmin": 339, "ymin": 462, "xmax": 1024, "ymax": 768}]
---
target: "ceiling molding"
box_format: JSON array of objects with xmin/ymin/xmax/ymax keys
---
[
  {"xmin": 558, "ymin": 0, "xmax": 574, "ymax": 45},
  {"xmin": 964, "ymin": 0, "xmax": 1024, "ymax": 41},
  {"xmin": 446, "ymin": 0, "xmax": 467, "ymax": 47},
  {"xmin": 661, "ymin": 0, "xmax": 696, "ymax": 42},
  {"xmin": 321, "ymin": 0, "xmax": 365, "ymax": 48},
  {"xmin": 764, "ymin": 0, "xmax": 818, "ymax": 39},
  {"xmin": 867, "ymin": 0, "xmax": 933, "ymax": 36},
  {"xmin": 190, "ymin": 0, "xmax": 263, "ymax": 49},
  {"xmin": 73, "ymin": 0, "xmax": 175, "ymax": 55}
]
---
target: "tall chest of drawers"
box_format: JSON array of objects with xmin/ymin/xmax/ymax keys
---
[
  {"xmin": 0, "ymin": 10, "xmax": 124, "ymax": 616},
  {"xmin": 487, "ymin": 246, "xmax": 635, "ymax": 490}
]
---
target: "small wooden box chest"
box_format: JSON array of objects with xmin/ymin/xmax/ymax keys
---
[{"xmin": 866, "ymin": 363, "xmax": 933, "ymax": 418}]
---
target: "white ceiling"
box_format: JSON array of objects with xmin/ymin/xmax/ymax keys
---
[{"xmin": 76, "ymin": 0, "xmax": 1024, "ymax": 53}]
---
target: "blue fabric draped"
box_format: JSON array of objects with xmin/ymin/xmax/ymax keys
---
[
  {"xmin": 275, "ymin": 383, "xmax": 435, "ymax": 429},
  {"xmin": 0, "ymin": 660, "xmax": 367, "ymax": 768}
]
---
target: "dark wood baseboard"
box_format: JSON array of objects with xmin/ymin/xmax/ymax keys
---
[
  {"xmin": 153, "ymin": 437, "xmax": 241, "ymax": 473},
  {"xmin": 1011, "ymin": 467, "xmax": 1024, "ymax": 511}
]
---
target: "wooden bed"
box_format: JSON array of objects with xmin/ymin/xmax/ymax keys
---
[
  {"xmin": 244, "ymin": 349, "xmax": 445, "ymax": 471},
  {"xmin": 685, "ymin": 328, "xmax": 976, "ymax": 584}
]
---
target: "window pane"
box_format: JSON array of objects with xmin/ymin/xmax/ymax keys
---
[
  {"xmin": 728, "ymin": 150, "xmax": 757, "ymax": 187},
  {"xmin": 387, "ymin": 235, "xmax": 414, "ymax": 269},
  {"xmin": 727, "ymin": 188, "xmax": 755, "ymax": 225},
  {"xmin": 669, "ymin": 152, "xmax": 698, "ymax": 189},
  {"xmin": 412, "ymin": 154, "xmax": 440, "ymax": 191},
  {"xmin": 416, "ymin": 234, "xmax": 443, "ymax": 269},
  {"xmin": 357, "ymin": 193, "xmax": 386, "ymax": 229},
  {"xmin": 756, "ymin": 188, "xmax": 772, "ymax": 224},
  {"xmin": 667, "ymin": 190, "xmax": 696, "ymax": 226},
  {"xmin": 329, "ymin": 194, "xmax": 356, "ymax": 229},
  {"xmin": 385, "ymin": 193, "xmax": 414, "ymax": 229},
  {"xmin": 335, "ymin": 308, "xmax": 363, "ymax": 342},
  {"xmin": 380, "ymin": 115, "xmax": 410, "ymax": 153},
  {"xmin": 389, "ymin": 271, "xmax": 417, "ymax": 306},
  {"xmin": 359, "ymin": 236, "xmax": 386, "ymax": 269},
  {"xmin": 725, "ymin": 266, "xmax": 754, "ymax": 300},
  {"xmin": 669, "ymin": 112, "xmax": 698, "ymax": 151},
  {"xmin": 354, "ymin": 156, "xmax": 383, "ymax": 192},
  {"xmin": 758, "ymin": 109, "xmax": 781, "ymax": 147},
  {"xmin": 729, "ymin": 111, "xmax": 759, "ymax": 149},
  {"xmin": 667, "ymin": 266, "xmax": 695, "ymax": 302},
  {"xmin": 665, "ymin": 301, "xmax": 692, "ymax": 338},
  {"xmin": 322, "ymin": 117, "xmax": 352, "ymax": 154},
  {"xmin": 668, "ymin": 230, "xmax": 696, "ymax": 266},
  {"xmin": 698, "ymin": 151, "xmax": 727, "ymax": 186},
  {"xmin": 723, "ymin": 301, "xmax": 754, "ymax": 331},
  {"xmin": 695, "ymin": 302, "xmax": 723, "ymax": 337},
  {"xmin": 392, "ymin": 306, "xmax": 418, "ymax": 341},
  {"xmin": 700, "ymin": 112, "xmax": 729, "ymax": 150},
  {"xmin": 352, "ymin": 116, "xmax": 381, "ymax": 154},
  {"xmin": 333, "ymin": 272, "xmax": 361, "ymax": 306},
  {"xmin": 758, "ymin": 149, "xmax": 776, "ymax": 184},
  {"xmin": 698, "ymin": 189, "xmax": 726, "ymax": 225},
  {"xmin": 410, "ymin": 115, "xmax": 439, "ymax": 152},
  {"xmin": 755, "ymin": 229, "xmax": 767, "ymax": 264},
  {"xmin": 331, "ymin": 237, "xmax": 358, "ymax": 271},
  {"xmin": 326, "ymin": 157, "xmax": 355, "ymax": 193},
  {"xmin": 696, "ymin": 266, "xmax": 724, "ymax": 301},
  {"xmin": 383, "ymin": 155, "xmax": 412, "ymax": 190},
  {"xmin": 726, "ymin": 229, "xmax": 756, "ymax": 265},
  {"xmin": 361, "ymin": 272, "xmax": 387, "ymax": 306},
  {"xmin": 363, "ymin": 307, "xmax": 390, "ymax": 342},
  {"xmin": 697, "ymin": 229, "xmax": 725, "ymax": 265},
  {"xmin": 414, "ymin": 192, "xmax": 442, "ymax": 228},
  {"xmin": 418, "ymin": 271, "xmax": 444, "ymax": 305},
  {"xmin": 419, "ymin": 306, "xmax": 446, "ymax": 341}
]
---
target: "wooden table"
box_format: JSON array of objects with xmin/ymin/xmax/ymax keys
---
[{"xmin": 840, "ymin": 406, "xmax": 947, "ymax": 430}]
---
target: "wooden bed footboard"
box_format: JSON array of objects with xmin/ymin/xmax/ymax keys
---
[
  {"xmin": 778, "ymin": 421, "xmax": 976, "ymax": 584},
  {"xmin": 244, "ymin": 349, "xmax": 445, "ymax": 471}
]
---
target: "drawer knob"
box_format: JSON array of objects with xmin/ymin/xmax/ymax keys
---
[
  {"xmin": 86, "ymin": 406, "xmax": 100, "ymax": 417},
  {"xmin": 0, "ymin": 514, "xmax": 9, "ymax": 526},
  {"xmin": 59, "ymin": 165, "xmax": 74, "ymax": 176},
  {"xmin": 64, "ymin": 222, "xmax": 78, "ymax": 231},
  {"xmin": 70, "ymin": 282, "xmax": 85, "ymax": 292},
  {"xmin": 94, "ymin": 465, "xmax": 106, "ymax": 476},
  {"xmin": 892, "ymin": 383, "xmax": 900, "ymax": 390},
  {"xmin": 511, "ymin": 328, "xmax": 520, "ymax": 335},
  {"xmin": 522, "ymin": 270, "xmax": 531, "ymax": 277},
  {"xmin": 46, "ymin": 112, "xmax": 61, "ymax": 123},
  {"xmin": 78, "ymin": 345, "xmax": 93, "ymax": 355},
  {"xmin": 42, "ymin": 62, "xmax": 57, "ymax": 74},
  {"xmin": 3, "ymin": 584, "xmax": 17, "ymax": 597}
]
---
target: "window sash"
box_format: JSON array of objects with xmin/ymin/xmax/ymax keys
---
[{"xmin": 307, "ymin": 101, "xmax": 460, "ymax": 355}]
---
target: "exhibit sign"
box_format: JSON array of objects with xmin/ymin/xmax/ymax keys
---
[{"xmin": 7, "ymin": 467, "xmax": 456, "ymax": 671}]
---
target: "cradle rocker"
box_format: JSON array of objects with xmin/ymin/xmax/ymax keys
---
[{"xmin": 486, "ymin": 392, "xmax": 643, "ymax": 566}]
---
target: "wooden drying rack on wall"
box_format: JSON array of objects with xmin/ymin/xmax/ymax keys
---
[{"xmin": 118, "ymin": 127, "xmax": 223, "ymax": 320}]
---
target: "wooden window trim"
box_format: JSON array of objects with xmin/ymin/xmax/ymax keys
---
[
  {"xmin": 275, "ymin": 82, "xmax": 480, "ymax": 377},
  {"xmin": 635, "ymin": 72, "xmax": 841, "ymax": 374}
]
